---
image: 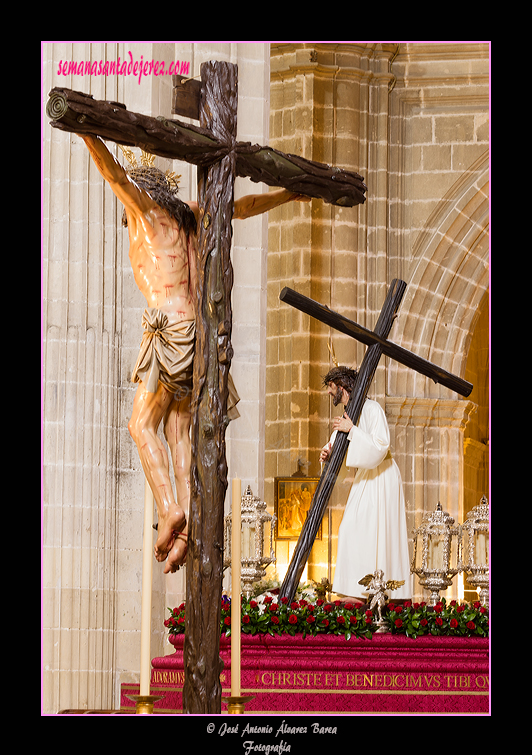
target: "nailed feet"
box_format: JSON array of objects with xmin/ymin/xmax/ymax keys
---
[{"xmin": 154, "ymin": 506, "xmax": 186, "ymax": 566}]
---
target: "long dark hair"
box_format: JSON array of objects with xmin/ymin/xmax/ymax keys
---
[
  {"xmin": 122, "ymin": 166, "xmax": 197, "ymax": 237},
  {"xmin": 322, "ymin": 366, "xmax": 359, "ymax": 394}
]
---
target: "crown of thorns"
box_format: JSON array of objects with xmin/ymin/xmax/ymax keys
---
[
  {"xmin": 325, "ymin": 341, "xmax": 358, "ymax": 387},
  {"xmin": 323, "ymin": 365, "xmax": 359, "ymax": 388},
  {"xmin": 119, "ymin": 145, "xmax": 181, "ymax": 194}
]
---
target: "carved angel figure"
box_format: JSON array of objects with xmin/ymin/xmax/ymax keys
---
[{"xmin": 358, "ymin": 570, "xmax": 405, "ymax": 626}]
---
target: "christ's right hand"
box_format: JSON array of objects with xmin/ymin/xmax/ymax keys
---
[{"xmin": 319, "ymin": 443, "xmax": 332, "ymax": 463}]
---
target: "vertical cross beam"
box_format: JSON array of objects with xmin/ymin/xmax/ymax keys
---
[
  {"xmin": 279, "ymin": 279, "xmax": 407, "ymax": 603},
  {"xmin": 183, "ymin": 61, "xmax": 238, "ymax": 715}
]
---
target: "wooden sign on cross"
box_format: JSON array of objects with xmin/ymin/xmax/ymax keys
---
[
  {"xmin": 46, "ymin": 61, "xmax": 367, "ymax": 715},
  {"xmin": 277, "ymin": 282, "xmax": 473, "ymax": 603}
]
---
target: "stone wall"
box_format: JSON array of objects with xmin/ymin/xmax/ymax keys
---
[{"xmin": 265, "ymin": 43, "xmax": 489, "ymax": 597}]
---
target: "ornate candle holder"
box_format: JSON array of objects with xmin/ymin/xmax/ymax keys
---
[
  {"xmin": 126, "ymin": 694, "xmax": 164, "ymax": 714},
  {"xmin": 411, "ymin": 502, "xmax": 461, "ymax": 606},
  {"xmin": 460, "ymin": 495, "xmax": 489, "ymax": 606},
  {"xmin": 222, "ymin": 695, "xmax": 255, "ymax": 714},
  {"xmin": 224, "ymin": 485, "xmax": 277, "ymax": 598}
]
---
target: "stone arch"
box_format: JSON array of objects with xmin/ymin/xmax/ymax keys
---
[{"xmin": 388, "ymin": 151, "xmax": 489, "ymax": 399}]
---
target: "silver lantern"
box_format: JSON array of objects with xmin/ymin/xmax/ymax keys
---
[
  {"xmin": 411, "ymin": 502, "xmax": 461, "ymax": 606},
  {"xmin": 460, "ymin": 495, "xmax": 489, "ymax": 606},
  {"xmin": 224, "ymin": 485, "xmax": 277, "ymax": 598}
]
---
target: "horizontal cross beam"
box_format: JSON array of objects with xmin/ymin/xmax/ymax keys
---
[
  {"xmin": 279, "ymin": 287, "xmax": 472, "ymax": 397},
  {"xmin": 46, "ymin": 87, "xmax": 367, "ymax": 207}
]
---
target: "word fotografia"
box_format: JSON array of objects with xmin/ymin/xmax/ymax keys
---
[
  {"xmin": 243, "ymin": 743, "xmax": 290, "ymax": 755},
  {"xmin": 56, "ymin": 52, "xmax": 190, "ymax": 85}
]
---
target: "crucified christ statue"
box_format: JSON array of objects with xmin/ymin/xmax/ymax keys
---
[{"xmin": 81, "ymin": 134, "xmax": 308, "ymax": 573}]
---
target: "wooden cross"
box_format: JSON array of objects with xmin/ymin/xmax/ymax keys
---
[
  {"xmin": 46, "ymin": 61, "xmax": 367, "ymax": 715},
  {"xmin": 46, "ymin": 80, "xmax": 367, "ymax": 207},
  {"xmin": 278, "ymin": 282, "xmax": 473, "ymax": 603}
]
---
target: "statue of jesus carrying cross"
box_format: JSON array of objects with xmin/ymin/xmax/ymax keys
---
[{"xmin": 81, "ymin": 133, "xmax": 309, "ymax": 573}]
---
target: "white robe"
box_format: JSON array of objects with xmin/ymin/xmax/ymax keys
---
[{"xmin": 330, "ymin": 399, "xmax": 412, "ymax": 600}]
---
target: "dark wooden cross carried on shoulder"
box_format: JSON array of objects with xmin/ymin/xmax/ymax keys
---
[
  {"xmin": 277, "ymin": 282, "xmax": 473, "ymax": 603},
  {"xmin": 46, "ymin": 60, "xmax": 367, "ymax": 715}
]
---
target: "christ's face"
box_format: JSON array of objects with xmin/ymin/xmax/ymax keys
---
[{"xmin": 326, "ymin": 381, "xmax": 345, "ymax": 407}]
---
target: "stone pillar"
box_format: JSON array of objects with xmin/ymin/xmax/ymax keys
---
[
  {"xmin": 42, "ymin": 42, "xmax": 123, "ymax": 712},
  {"xmin": 225, "ymin": 43, "xmax": 271, "ymax": 500},
  {"xmin": 386, "ymin": 396, "xmax": 477, "ymax": 602}
]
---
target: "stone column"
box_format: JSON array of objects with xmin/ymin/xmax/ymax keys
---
[
  {"xmin": 386, "ymin": 396, "xmax": 477, "ymax": 601},
  {"xmin": 225, "ymin": 43, "xmax": 271, "ymax": 500},
  {"xmin": 42, "ymin": 42, "xmax": 123, "ymax": 712}
]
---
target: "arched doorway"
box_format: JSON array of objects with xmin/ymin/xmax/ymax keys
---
[
  {"xmin": 462, "ymin": 290, "xmax": 489, "ymax": 601},
  {"xmin": 386, "ymin": 153, "xmax": 489, "ymax": 601}
]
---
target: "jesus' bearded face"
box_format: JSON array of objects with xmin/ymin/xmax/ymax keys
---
[{"xmin": 327, "ymin": 381, "xmax": 345, "ymax": 407}]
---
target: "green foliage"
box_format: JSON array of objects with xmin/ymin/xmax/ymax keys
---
[
  {"xmin": 385, "ymin": 597, "xmax": 489, "ymax": 638},
  {"xmin": 165, "ymin": 595, "xmax": 488, "ymax": 641}
]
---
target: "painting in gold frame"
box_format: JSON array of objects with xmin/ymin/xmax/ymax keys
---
[{"xmin": 274, "ymin": 477, "xmax": 321, "ymax": 540}]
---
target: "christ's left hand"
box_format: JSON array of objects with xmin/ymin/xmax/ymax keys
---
[{"xmin": 332, "ymin": 412, "xmax": 354, "ymax": 434}]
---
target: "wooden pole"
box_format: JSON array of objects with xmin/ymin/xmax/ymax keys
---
[{"xmin": 183, "ymin": 60, "xmax": 238, "ymax": 715}]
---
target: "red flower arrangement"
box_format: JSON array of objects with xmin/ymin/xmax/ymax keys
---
[
  {"xmin": 165, "ymin": 594, "xmax": 374, "ymax": 640},
  {"xmin": 164, "ymin": 595, "xmax": 489, "ymax": 641},
  {"xmin": 385, "ymin": 598, "xmax": 488, "ymax": 638}
]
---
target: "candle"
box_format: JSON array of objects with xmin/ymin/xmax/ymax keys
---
[
  {"xmin": 429, "ymin": 535, "xmax": 443, "ymax": 570},
  {"xmin": 476, "ymin": 532, "xmax": 488, "ymax": 565},
  {"xmin": 231, "ymin": 478, "xmax": 241, "ymax": 697},
  {"xmin": 140, "ymin": 480, "xmax": 154, "ymax": 696},
  {"xmin": 242, "ymin": 523, "xmax": 250, "ymax": 561}
]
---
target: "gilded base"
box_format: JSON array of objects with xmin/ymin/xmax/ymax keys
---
[
  {"xmin": 126, "ymin": 694, "xmax": 165, "ymax": 714},
  {"xmin": 222, "ymin": 695, "xmax": 254, "ymax": 714}
]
